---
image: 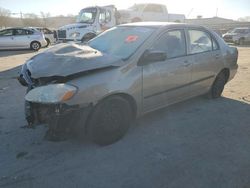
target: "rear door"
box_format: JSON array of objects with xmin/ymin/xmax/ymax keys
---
[
  {"xmin": 0, "ymin": 29, "xmax": 14, "ymax": 49},
  {"xmin": 142, "ymin": 29, "xmax": 192, "ymax": 112},
  {"xmin": 186, "ymin": 28, "xmax": 220, "ymax": 95},
  {"xmin": 13, "ymin": 29, "xmax": 31, "ymax": 48}
]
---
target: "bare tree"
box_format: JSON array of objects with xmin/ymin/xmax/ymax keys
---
[
  {"xmin": 40, "ymin": 11, "xmax": 51, "ymax": 27},
  {"xmin": 0, "ymin": 7, "xmax": 11, "ymax": 28},
  {"xmin": 22, "ymin": 13, "xmax": 42, "ymax": 27}
]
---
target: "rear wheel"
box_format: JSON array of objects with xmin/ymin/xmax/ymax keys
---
[
  {"xmin": 30, "ymin": 41, "xmax": 41, "ymax": 51},
  {"xmin": 87, "ymin": 96, "xmax": 132, "ymax": 146},
  {"xmin": 209, "ymin": 72, "xmax": 226, "ymax": 98}
]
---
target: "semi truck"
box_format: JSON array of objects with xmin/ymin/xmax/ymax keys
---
[{"xmin": 57, "ymin": 5, "xmax": 118, "ymax": 42}]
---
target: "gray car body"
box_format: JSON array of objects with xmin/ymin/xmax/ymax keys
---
[{"xmin": 23, "ymin": 22, "xmax": 238, "ymax": 118}]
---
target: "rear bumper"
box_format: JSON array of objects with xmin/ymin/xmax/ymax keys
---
[
  {"xmin": 40, "ymin": 39, "xmax": 48, "ymax": 47},
  {"xmin": 229, "ymin": 64, "xmax": 238, "ymax": 81}
]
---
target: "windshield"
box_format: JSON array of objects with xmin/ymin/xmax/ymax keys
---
[
  {"xmin": 77, "ymin": 8, "xmax": 97, "ymax": 24},
  {"xmin": 232, "ymin": 28, "xmax": 249, "ymax": 34},
  {"xmin": 88, "ymin": 26, "xmax": 156, "ymax": 59}
]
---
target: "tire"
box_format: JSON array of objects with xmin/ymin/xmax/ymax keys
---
[
  {"xmin": 45, "ymin": 38, "xmax": 50, "ymax": 47},
  {"xmin": 81, "ymin": 33, "xmax": 96, "ymax": 43},
  {"xmin": 209, "ymin": 72, "xmax": 226, "ymax": 98},
  {"xmin": 87, "ymin": 96, "xmax": 132, "ymax": 146},
  {"xmin": 30, "ymin": 41, "xmax": 41, "ymax": 51}
]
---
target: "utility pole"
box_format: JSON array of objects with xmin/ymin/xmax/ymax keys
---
[
  {"xmin": 216, "ymin": 8, "xmax": 218, "ymax": 17},
  {"xmin": 20, "ymin": 11, "xmax": 23, "ymax": 19}
]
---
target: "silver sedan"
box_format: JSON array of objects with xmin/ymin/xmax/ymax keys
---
[
  {"xmin": 0, "ymin": 27, "xmax": 47, "ymax": 51},
  {"xmin": 19, "ymin": 22, "xmax": 238, "ymax": 145}
]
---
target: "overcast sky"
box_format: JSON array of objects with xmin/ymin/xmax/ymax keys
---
[{"xmin": 0, "ymin": 0, "xmax": 249, "ymax": 20}]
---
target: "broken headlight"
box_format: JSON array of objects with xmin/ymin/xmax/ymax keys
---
[{"xmin": 25, "ymin": 84, "xmax": 77, "ymax": 104}]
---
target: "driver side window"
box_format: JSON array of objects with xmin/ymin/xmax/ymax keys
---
[
  {"xmin": 99, "ymin": 10, "xmax": 111, "ymax": 24},
  {"xmin": 0, "ymin": 29, "xmax": 13, "ymax": 36},
  {"xmin": 151, "ymin": 29, "xmax": 186, "ymax": 59}
]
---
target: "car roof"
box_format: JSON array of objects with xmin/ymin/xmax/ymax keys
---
[
  {"xmin": 132, "ymin": 3, "xmax": 165, "ymax": 6},
  {"xmin": 2, "ymin": 27, "xmax": 34, "ymax": 31},
  {"xmin": 119, "ymin": 22, "xmax": 206, "ymax": 29},
  {"xmin": 234, "ymin": 27, "xmax": 250, "ymax": 30}
]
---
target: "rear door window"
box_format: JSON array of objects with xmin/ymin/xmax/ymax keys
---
[
  {"xmin": 187, "ymin": 29, "xmax": 212, "ymax": 54},
  {"xmin": 14, "ymin": 29, "xmax": 27, "ymax": 35}
]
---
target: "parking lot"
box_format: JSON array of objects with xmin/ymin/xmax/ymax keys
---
[{"xmin": 0, "ymin": 46, "xmax": 250, "ymax": 187}]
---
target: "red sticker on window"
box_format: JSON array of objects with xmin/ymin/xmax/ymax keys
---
[{"xmin": 125, "ymin": 35, "xmax": 139, "ymax": 43}]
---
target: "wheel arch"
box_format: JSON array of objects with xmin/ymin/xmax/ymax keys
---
[
  {"xmin": 84, "ymin": 92, "xmax": 137, "ymax": 134},
  {"xmin": 98, "ymin": 92, "xmax": 137, "ymax": 120},
  {"xmin": 30, "ymin": 40, "xmax": 41, "ymax": 46},
  {"xmin": 45, "ymin": 37, "xmax": 50, "ymax": 43},
  {"xmin": 219, "ymin": 68, "xmax": 230, "ymax": 82}
]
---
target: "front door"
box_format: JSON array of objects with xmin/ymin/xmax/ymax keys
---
[
  {"xmin": 142, "ymin": 29, "xmax": 192, "ymax": 113},
  {"xmin": 0, "ymin": 29, "xmax": 14, "ymax": 49}
]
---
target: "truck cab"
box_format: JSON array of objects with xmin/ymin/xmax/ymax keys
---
[{"xmin": 57, "ymin": 5, "xmax": 117, "ymax": 42}]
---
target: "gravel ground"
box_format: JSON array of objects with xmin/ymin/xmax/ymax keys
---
[{"xmin": 0, "ymin": 46, "xmax": 250, "ymax": 188}]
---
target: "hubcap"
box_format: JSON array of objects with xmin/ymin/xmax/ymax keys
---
[{"xmin": 32, "ymin": 43, "xmax": 39, "ymax": 50}]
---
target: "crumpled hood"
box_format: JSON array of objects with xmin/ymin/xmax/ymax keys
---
[{"xmin": 27, "ymin": 43, "xmax": 124, "ymax": 79}]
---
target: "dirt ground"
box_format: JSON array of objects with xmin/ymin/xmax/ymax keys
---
[{"xmin": 0, "ymin": 46, "xmax": 250, "ymax": 188}]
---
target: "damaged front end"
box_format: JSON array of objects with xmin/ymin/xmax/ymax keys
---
[
  {"xmin": 18, "ymin": 62, "xmax": 93, "ymax": 141},
  {"xmin": 17, "ymin": 43, "xmax": 123, "ymax": 140}
]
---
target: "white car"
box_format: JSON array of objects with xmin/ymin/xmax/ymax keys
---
[{"xmin": 0, "ymin": 27, "xmax": 47, "ymax": 51}]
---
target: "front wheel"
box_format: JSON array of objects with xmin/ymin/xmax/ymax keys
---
[
  {"xmin": 87, "ymin": 96, "xmax": 132, "ymax": 146},
  {"xmin": 30, "ymin": 41, "xmax": 41, "ymax": 51},
  {"xmin": 209, "ymin": 73, "xmax": 226, "ymax": 98}
]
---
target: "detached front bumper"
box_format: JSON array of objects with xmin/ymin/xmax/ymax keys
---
[{"xmin": 25, "ymin": 101, "xmax": 93, "ymax": 140}]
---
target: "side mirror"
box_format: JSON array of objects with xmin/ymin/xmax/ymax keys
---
[{"xmin": 138, "ymin": 50, "xmax": 167, "ymax": 66}]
